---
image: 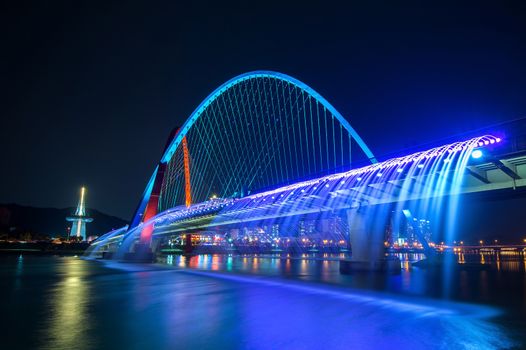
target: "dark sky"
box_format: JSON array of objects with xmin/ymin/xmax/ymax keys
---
[{"xmin": 2, "ymin": 1, "xmax": 526, "ymax": 220}]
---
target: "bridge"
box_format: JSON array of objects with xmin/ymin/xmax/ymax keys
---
[{"xmin": 88, "ymin": 71, "xmax": 526, "ymax": 270}]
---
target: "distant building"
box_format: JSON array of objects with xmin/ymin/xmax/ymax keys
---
[{"xmin": 66, "ymin": 187, "xmax": 93, "ymax": 241}]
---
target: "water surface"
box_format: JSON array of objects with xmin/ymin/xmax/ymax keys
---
[{"xmin": 1, "ymin": 254, "xmax": 525, "ymax": 349}]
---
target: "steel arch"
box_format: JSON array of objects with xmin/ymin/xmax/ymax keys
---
[
  {"xmin": 130, "ymin": 71, "xmax": 377, "ymax": 229},
  {"xmin": 160, "ymin": 71, "xmax": 377, "ymax": 164}
]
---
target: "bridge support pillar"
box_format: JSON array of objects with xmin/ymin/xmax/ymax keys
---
[
  {"xmin": 184, "ymin": 234, "xmax": 193, "ymax": 254},
  {"xmin": 124, "ymin": 242, "xmax": 154, "ymax": 263},
  {"xmin": 340, "ymin": 205, "xmax": 400, "ymax": 274}
]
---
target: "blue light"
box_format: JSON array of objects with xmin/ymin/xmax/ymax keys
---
[{"xmin": 471, "ymin": 149, "xmax": 483, "ymax": 159}]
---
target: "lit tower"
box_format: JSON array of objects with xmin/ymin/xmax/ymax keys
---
[{"xmin": 66, "ymin": 187, "xmax": 93, "ymax": 241}]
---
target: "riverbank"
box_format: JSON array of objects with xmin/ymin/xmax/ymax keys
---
[{"xmin": 0, "ymin": 241, "xmax": 88, "ymax": 255}]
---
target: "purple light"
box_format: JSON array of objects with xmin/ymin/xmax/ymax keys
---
[{"xmin": 496, "ymin": 137, "xmax": 501, "ymax": 142}]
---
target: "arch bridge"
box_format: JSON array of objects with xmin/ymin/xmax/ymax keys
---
[{"xmin": 89, "ymin": 71, "xmax": 526, "ymax": 268}]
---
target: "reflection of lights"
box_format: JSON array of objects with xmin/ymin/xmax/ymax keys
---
[{"xmin": 42, "ymin": 259, "xmax": 90, "ymax": 349}]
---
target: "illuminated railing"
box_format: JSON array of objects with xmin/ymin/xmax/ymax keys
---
[{"xmin": 147, "ymin": 134, "xmax": 501, "ymax": 229}]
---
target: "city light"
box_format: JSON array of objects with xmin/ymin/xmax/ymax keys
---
[{"xmin": 471, "ymin": 149, "xmax": 483, "ymax": 159}]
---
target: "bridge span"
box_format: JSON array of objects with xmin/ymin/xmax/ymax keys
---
[{"xmin": 87, "ymin": 71, "xmax": 526, "ymax": 271}]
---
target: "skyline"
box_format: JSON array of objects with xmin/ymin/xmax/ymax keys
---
[{"xmin": 2, "ymin": 1, "xmax": 526, "ymax": 220}]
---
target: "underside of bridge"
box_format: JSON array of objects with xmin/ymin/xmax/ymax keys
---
[{"xmin": 87, "ymin": 71, "xmax": 526, "ymax": 270}]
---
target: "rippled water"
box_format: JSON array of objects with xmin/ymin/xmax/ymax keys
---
[{"xmin": 1, "ymin": 254, "xmax": 525, "ymax": 349}]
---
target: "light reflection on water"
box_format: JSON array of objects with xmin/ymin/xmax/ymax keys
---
[
  {"xmin": 161, "ymin": 251, "xmax": 526, "ymax": 275},
  {"xmin": 2, "ymin": 255, "xmax": 526, "ymax": 349},
  {"xmin": 159, "ymin": 252, "xmax": 526, "ymax": 302},
  {"xmin": 39, "ymin": 258, "xmax": 93, "ymax": 350}
]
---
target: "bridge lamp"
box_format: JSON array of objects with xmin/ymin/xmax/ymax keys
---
[
  {"xmin": 471, "ymin": 149, "xmax": 483, "ymax": 159},
  {"xmin": 376, "ymin": 173, "xmax": 383, "ymax": 177},
  {"xmin": 417, "ymin": 164, "xmax": 424, "ymax": 169},
  {"xmin": 396, "ymin": 168, "xmax": 403, "ymax": 173}
]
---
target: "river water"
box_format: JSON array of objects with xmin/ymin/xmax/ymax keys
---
[{"xmin": 1, "ymin": 254, "xmax": 525, "ymax": 349}]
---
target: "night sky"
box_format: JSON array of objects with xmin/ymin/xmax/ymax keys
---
[{"xmin": 2, "ymin": 1, "xmax": 526, "ymax": 220}]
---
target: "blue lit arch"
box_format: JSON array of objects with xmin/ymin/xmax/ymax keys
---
[
  {"xmin": 131, "ymin": 71, "xmax": 378, "ymax": 227},
  {"xmin": 161, "ymin": 71, "xmax": 377, "ymax": 164}
]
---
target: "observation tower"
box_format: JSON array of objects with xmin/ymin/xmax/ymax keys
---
[{"xmin": 66, "ymin": 187, "xmax": 93, "ymax": 241}]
